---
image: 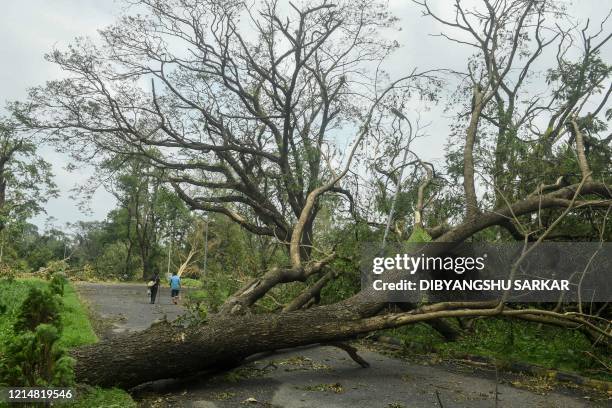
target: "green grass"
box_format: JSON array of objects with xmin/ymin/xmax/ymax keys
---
[
  {"xmin": 0, "ymin": 278, "xmax": 135, "ymax": 407},
  {"xmin": 58, "ymin": 283, "xmax": 98, "ymax": 348},
  {"xmin": 384, "ymin": 317, "xmax": 612, "ymax": 381}
]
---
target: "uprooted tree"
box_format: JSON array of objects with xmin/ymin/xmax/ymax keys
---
[{"xmin": 12, "ymin": 0, "xmax": 612, "ymax": 388}]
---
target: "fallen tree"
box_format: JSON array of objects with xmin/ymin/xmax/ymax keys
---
[
  {"xmin": 71, "ymin": 179, "xmax": 612, "ymax": 388},
  {"xmin": 72, "ymin": 296, "xmax": 611, "ymax": 388},
  {"xmin": 14, "ymin": 0, "xmax": 612, "ymax": 388}
]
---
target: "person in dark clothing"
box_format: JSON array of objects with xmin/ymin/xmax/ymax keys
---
[{"xmin": 148, "ymin": 272, "xmax": 161, "ymax": 304}]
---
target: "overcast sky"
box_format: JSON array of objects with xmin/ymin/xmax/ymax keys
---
[
  {"xmin": 0, "ymin": 0, "xmax": 608, "ymax": 231},
  {"xmin": 1, "ymin": 0, "xmax": 119, "ymax": 230}
]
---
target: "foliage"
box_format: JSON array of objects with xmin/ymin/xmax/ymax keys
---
[
  {"xmin": 0, "ymin": 0, "xmax": 610, "ymax": 390},
  {"xmin": 183, "ymin": 290, "xmax": 209, "ymax": 323},
  {"xmin": 318, "ymin": 221, "xmax": 376, "ymax": 305},
  {"xmin": 44, "ymin": 258, "xmax": 69, "ymax": 273},
  {"xmin": 49, "ymin": 272, "xmax": 67, "ymax": 296},
  {"xmin": 0, "ymin": 223, "xmax": 67, "ymax": 272},
  {"xmin": 385, "ymin": 318, "xmax": 612, "ymax": 381},
  {"xmin": 94, "ymin": 241, "xmax": 139, "ymax": 280},
  {"xmin": 188, "ymin": 270, "xmax": 240, "ymax": 314},
  {"xmin": 406, "ymin": 227, "xmax": 432, "ymax": 243},
  {"xmin": 180, "ymin": 278, "xmax": 203, "ymax": 288},
  {"xmin": 0, "ymin": 279, "xmax": 131, "ymax": 404},
  {"xmin": 13, "ymin": 287, "xmax": 61, "ymax": 332},
  {"xmin": 0, "ymin": 119, "xmax": 57, "ymax": 232},
  {"xmin": 0, "ymin": 263, "xmax": 17, "ymax": 282},
  {"xmin": 1, "ymin": 324, "xmax": 75, "ymax": 386},
  {"xmin": 0, "ymin": 282, "xmax": 73, "ymax": 386},
  {"xmin": 95, "ymin": 156, "xmax": 191, "ymax": 279}
]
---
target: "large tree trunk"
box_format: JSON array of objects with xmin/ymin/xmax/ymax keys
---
[
  {"xmin": 71, "ymin": 305, "xmax": 372, "ymax": 388},
  {"xmin": 71, "ymin": 297, "xmax": 606, "ymax": 389}
]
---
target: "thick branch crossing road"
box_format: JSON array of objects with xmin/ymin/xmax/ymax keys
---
[{"xmin": 76, "ymin": 282, "xmax": 602, "ymax": 407}]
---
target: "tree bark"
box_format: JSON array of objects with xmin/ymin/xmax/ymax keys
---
[
  {"xmin": 463, "ymin": 84, "xmax": 484, "ymax": 220},
  {"xmin": 0, "ymin": 176, "xmax": 5, "ymax": 233},
  {"xmin": 72, "ymin": 306, "xmax": 371, "ymax": 388},
  {"xmin": 570, "ymin": 118, "xmax": 593, "ymax": 182}
]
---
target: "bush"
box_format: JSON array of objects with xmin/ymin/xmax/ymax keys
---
[
  {"xmin": 0, "ymin": 284, "xmax": 74, "ymax": 387},
  {"xmin": 184, "ymin": 289, "xmax": 209, "ymax": 323},
  {"xmin": 1, "ymin": 324, "xmax": 74, "ymax": 386},
  {"xmin": 0, "ymin": 280, "xmax": 134, "ymax": 404},
  {"xmin": 50, "ymin": 272, "xmax": 68, "ymax": 296},
  {"xmin": 13, "ymin": 287, "xmax": 61, "ymax": 332}
]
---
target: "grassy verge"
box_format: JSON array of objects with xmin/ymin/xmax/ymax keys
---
[
  {"xmin": 57, "ymin": 283, "xmax": 98, "ymax": 349},
  {"xmin": 382, "ymin": 317, "xmax": 612, "ymax": 381},
  {"xmin": 0, "ymin": 278, "xmax": 136, "ymax": 407}
]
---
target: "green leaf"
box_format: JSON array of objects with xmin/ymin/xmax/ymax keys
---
[{"xmin": 407, "ymin": 227, "xmax": 432, "ymax": 243}]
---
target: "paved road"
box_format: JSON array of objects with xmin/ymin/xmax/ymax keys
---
[
  {"xmin": 76, "ymin": 282, "xmax": 606, "ymax": 408},
  {"xmin": 76, "ymin": 282, "xmax": 190, "ymax": 335}
]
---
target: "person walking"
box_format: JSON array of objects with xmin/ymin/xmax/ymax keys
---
[
  {"xmin": 148, "ymin": 271, "xmax": 161, "ymax": 304},
  {"xmin": 169, "ymin": 271, "xmax": 181, "ymax": 305}
]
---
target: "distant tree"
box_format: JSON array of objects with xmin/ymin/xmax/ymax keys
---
[
  {"xmin": 21, "ymin": 228, "xmax": 70, "ymax": 271},
  {"xmin": 0, "ymin": 118, "xmax": 57, "ymax": 267},
  {"xmin": 0, "ymin": 119, "xmax": 56, "ymax": 231},
  {"xmin": 99, "ymin": 155, "xmax": 191, "ymax": 278}
]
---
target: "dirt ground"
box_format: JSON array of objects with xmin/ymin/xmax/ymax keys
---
[{"xmin": 76, "ymin": 282, "xmax": 609, "ymax": 408}]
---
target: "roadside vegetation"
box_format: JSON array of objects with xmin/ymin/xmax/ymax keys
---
[
  {"xmin": 383, "ymin": 319, "xmax": 612, "ymax": 382},
  {"xmin": 0, "ymin": 276, "xmax": 135, "ymax": 407}
]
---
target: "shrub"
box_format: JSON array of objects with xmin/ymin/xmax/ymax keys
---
[
  {"xmin": 0, "ymin": 284, "xmax": 74, "ymax": 387},
  {"xmin": 49, "ymin": 272, "xmax": 68, "ymax": 296},
  {"xmin": 13, "ymin": 287, "xmax": 61, "ymax": 332},
  {"xmin": 184, "ymin": 289, "xmax": 209, "ymax": 323},
  {"xmin": 1, "ymin": 324, "xmax": 74, "ymax": 386}
]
